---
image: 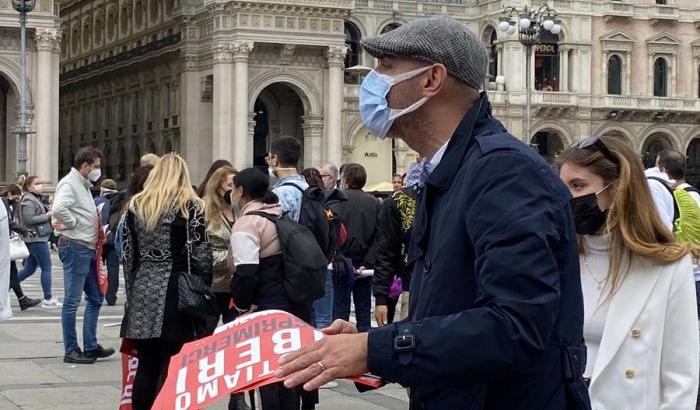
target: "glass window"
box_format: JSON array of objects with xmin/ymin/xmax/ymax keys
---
[
  {"xmin": 381, "ymin": 23, "xmax": 400, "ymax": 34},
  {"xmin": 535, "ymin": 43, "xmax": 560, "ymax": 91},
  {"xmin": 653, "ymin": 58, "xmax": 667, "ymax": 97},
  {"xmin": 607, "ymin": 55, "xmax": 622, "ymax": 95}
]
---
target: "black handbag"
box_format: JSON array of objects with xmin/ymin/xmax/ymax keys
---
[{"xmin": 177, "ymin": 215, "xmax": 218, "ymax": 319}]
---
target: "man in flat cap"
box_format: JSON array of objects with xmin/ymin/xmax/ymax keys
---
[{"xmin": 277, "ymin": 17, "xmax": 590, "ymax": 410}]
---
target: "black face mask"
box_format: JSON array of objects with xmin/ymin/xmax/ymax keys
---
[
  {"xmin": 570, "ymin": 192, "xmax": 608, "ymax": 235},
  {"xmin": 223, "ymin": 190, "xmax": 233, "ymax": 205}
]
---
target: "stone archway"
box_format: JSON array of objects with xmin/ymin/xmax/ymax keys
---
[
  {"xmin": 0, "ymin": 72, "xmax": 19, "ymax": 181},
  {"xmin": 686, "ymin": 138, "xmax": 700, "ymax": 188},
  {"xmin": 531, "ymin": 129, "xmax": 565, "ymax": 164},
  {"xmin": 641, "ymin": 132, "xmax": 673, "ymax": 169},
  {"xmin": 251, "ymin": 82, "xmax": 317, "ymax": 169}
]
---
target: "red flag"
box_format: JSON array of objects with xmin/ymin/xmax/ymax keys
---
[{"xmin": 119, "ymin": 338, "xmax": 139, "ymax": 410}]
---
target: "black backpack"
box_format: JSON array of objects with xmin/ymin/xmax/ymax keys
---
[
  {"xmin": 249, "ymin": 211, "xmax": 329, "ymax": 304},
  {"xmin": 281, "ymin": 183, "xmax": 346, "ymax": 260}
]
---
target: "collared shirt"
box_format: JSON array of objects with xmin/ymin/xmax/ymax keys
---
[
  {"xmin": 429, "ymin": 140, "xmax": 450, "ymax": 174},
  {"xmin": 273, "ymin": 175, "xmax": 309, "ymax": 222}
]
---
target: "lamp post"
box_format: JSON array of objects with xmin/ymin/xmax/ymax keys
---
[
  {"xmin": 499, "ymin": 4, "xmax": 560, "ymax": 146},
  {"xmin": 12, "ymin": 0, "xmax": 36, "ymax": 178}
]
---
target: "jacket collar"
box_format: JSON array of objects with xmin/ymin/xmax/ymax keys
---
[
  {"xmin": 426, "ymin": 92, "xmax": 491, "ymax": 192},
  {"xmin": 590, "ymin": 256, "xmax": 661, "ymax": 388},
  {"xmin": 70, "ymin": 167, "xmax": 92, "ymax": 189}
]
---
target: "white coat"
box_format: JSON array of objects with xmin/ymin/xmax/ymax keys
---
[{"xmin": 588, "ymin": 254, "xmax": 699, "ymax": 410}]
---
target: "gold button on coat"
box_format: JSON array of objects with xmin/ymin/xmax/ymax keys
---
[
  {"xmin": 625, "ymin": 369, "xmax": 635, "ymax": 378},
  {"xmin": 631, "ymin": 329, "xmax": 641, "ymax": 338}
]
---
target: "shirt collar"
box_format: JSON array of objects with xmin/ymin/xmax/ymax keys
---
[
  {"xmin": 429, "ymin": 140, "xmax": 450, "ymax": 172},
  {"xmin": 70, "ymin": 167, "xmax": 92, "ymax": 189}
]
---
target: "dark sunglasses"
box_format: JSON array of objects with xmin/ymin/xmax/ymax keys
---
[{"xmin": 573, "ymin": 136, "xmax": 620, "ymax": 166}]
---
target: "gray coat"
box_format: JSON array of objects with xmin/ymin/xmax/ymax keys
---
[{"xmin": 20, "ymin": 193, "xmax": 51, "ymax": 242}]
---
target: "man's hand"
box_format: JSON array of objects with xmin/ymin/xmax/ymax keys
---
[
  {"xmin": 375, "ymin": 305, "xmax": 389, "ymax": 326},
  {"xmin": 275, "ymin": 320, "xmax": 367, "ymax": 391}
]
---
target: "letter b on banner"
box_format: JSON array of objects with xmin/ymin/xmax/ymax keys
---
[{"xmin": 272, "ymin": 329, "xmax": 301, "ymax": 355}]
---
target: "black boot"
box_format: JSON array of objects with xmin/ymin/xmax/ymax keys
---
[
  {"xmin": 228, "ymin": 393, "xmax": 251, "ymax": 410},
  {"xmin": 19, "ymin": 296, "xmax": 41, "ymax": 311}
]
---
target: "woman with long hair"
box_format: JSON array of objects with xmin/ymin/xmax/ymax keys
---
[
  {"xmin": 18, "ymin": 176, "xmax": 60, "ymax": 308},
  {"xmin": 0, "ymin": 184, "xmax": 41, "ymax": 310},
  {"xmin": 558, "ymin": 135, "xmax": 699, "ymax": 409},
  {"xmin": 202, "ymin": 165, "xmax": 251, "ymax": 410},
  {"xmin": 230, "ymin": 168, "xmax": 316, "ymax": 410},
  {"xmin": 197, "ymin": 159, "xmax": 233, "ymax": 197},
  {"xmin": 120, "ymin": 154, "xmax": 213, "ymax": 410}
]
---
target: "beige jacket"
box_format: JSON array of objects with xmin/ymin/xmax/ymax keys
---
[
  {"xmin": 207, "ymin": 215, "xmax": 233, "ymax": 293},
  {"xmin": 229, "ymin": 201, "xmax": 282, "ymax": 268},
  {"xmin": 52, "ymin": 168, "xmax": 99, "ymax": 249}
]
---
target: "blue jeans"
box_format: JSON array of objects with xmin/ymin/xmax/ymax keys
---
[
  {"xmin": 312, "ymin": 270, "xmax": 334, "ymax": 329},
  {"xmin": 58, "ymin": 240, "xmax": 103, "ymax": 353},
  {"xmin": 333, "ymin": 276, "xmax": 372, "ymax": 332},
  {"xmin": 18, "ymin": 241, "xmax": 53, "ymax": 299}
]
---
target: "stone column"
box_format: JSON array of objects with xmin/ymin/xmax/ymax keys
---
[
  {"xmin": 180, "ymin": 53, "xmax": 211, "ymax": 183},
  {"xmin": 302, "ymin": 115, "xmax": 324, "ymax": 168},
  {"xmin": 559, "ymin": 46, "xmax": 569, "ymax": 92},
  {"xmin": 212, "ymin": 44, "xmax": 234, "ymax": 163},
  {"xmin": 232, "ymin": 40, "xmax": 254, "ymax": 170},
  {"xmin": 326, "ymin": 46, "xmax": 346, "ymax": 166},
  {"xmin": 34, "ymin": 29, "xmax": 60, "ymax": 184}
]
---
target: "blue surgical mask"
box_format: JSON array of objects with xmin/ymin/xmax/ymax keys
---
[{"xmin": 359, "ymin": 66, "xmax": 432, "ymax": 139}]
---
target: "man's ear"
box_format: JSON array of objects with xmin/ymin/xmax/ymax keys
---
[{"xmin": 422, "ymin": 64, "xmax": 449, "ymax": 98}]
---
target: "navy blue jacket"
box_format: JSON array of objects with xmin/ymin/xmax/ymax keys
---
[{"xmin": 367, "ymin": 94, "xmax": 590, "ymax": 410}]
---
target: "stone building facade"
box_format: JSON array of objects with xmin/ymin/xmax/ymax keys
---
[
  {"xmin": 0, "ymin": 0, "xmax": 60, "ymax": 184},
  {"xmin": 57, "ymin": 0, "xmax": 700, "ymax": 187}
]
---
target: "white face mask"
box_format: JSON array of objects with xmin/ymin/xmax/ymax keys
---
[{"xmin": 88, "ymin": 168, "xmax": 102, "ymax": 182}]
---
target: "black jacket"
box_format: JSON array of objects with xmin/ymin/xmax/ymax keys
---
[
  {"xmin": 336, "ymin": 189, "xmax": 380, "ymax": 268},
  {"xmin": 2, "ymin": 197, "xmax": 30, "ymax": 236},
  {"xmin": 371, "ymin": 187, "xmax": 417, "ymax": 306},
  {"xmin": 366, "ymin": 94, "xmax": 590, "ymax": 410}
]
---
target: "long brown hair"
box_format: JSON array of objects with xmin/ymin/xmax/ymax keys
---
[
  {"xmin": 559, "ymin": 136, "xmax": 697, "ymax": 298},
  {"xmin": 203, "ymin": 166, "xmax": 236, "ymax": 230}
]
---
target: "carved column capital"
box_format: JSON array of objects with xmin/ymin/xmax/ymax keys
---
[
  {"xmin": 212, "ymin": 44, "xmax": 233, "ymax": 64},
  {"xmin": 36, "ymin": 29, "xmax": 61, "ymax": 52},
  {"xmin": 327, "ymin": 45, "xmax": 347, "ymax": 68},
  {"xmin": 181, "ymin": 54, "xmax": 199, "ymax": 71},
  {"xmin": 232, "ymin": 40, "xmax": 254, "ymax": 62}
]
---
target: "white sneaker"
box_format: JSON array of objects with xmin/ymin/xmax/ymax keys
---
[
  {"xmin": 319, "ymin": 381, "xmax": 338, "ymax": 389},
  {"xmin": 42, "ymin": 298, "xmax": 62, "ymax": 308}
]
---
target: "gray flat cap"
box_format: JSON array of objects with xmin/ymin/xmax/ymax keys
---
[{"xmin": 361, "ymin": 17, "xmax": 488, "ymax": 90}]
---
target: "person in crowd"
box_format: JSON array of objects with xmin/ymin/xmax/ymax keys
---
[
  {"xmin": 140, "ymin": 153, "xmax": 160, "ymax": 168},
  {"xmin": 318, "ymin": 163, "xmax": 339, "ymax": 190},
  {"xmin": 558, "ymin": 135, "xmax": 699, "ymax": 408},
  {"xmin": 333, "ymin": 163, "xmax": 379, "ymax": 332},
  {"xmin": 276, "ymin": 18, "xmax": 590, "ymax": 409},
  {"xmin": 645, "ymin": 165, "xmax": 675, "ymax": 232},
  {"xmin": 270, "ymin": 137, "xmax": 308, "ymax": 222},
  {"xmin": 198, "ymin": 159, "xmax": 233, "ymax": 197},
  {"xmin": 94, "ymin": 178, "xmax": 119, "ymax": 305},
  {"xmin": 121, "ymin": 154, "xmax": 213, "ymax": 410},
  {"xmin": 53, "ymin": 147, "xmax": 115, "ymax": 364},
  {"xmin": 18, "ymin": 176, "xmax": 60, "ymax": 308},
  {"xmin": 229, "ymin": 167, "xmax": 311, "ymax": 409},
  {"xmin": 657, "ymin": 150, "xmax": 700, "ymax": 205},
  {"xmin": 372, "ymin": 174, "xmax": 418, "ymax": 326},
  {"xmin": 391, "ymin": 173, "xmax": 404, "ymax": 192},
  {"xmin": 0, "ymin": 185, "xmax": 41, "ymax": 310},
  {"xmin": 267, "ymin": 139, "xmax": 321, "ymax": 408},
  {"xmin": 0, "ymin": 199, "xmax": 10, "ymax": 319},
  {"xmin": 202, "ymin": 165, "xmax": 251, "ymax": 410},
  {"xmin": 302, "ymin": 168, "xmax": 324, "ymax": 188}
]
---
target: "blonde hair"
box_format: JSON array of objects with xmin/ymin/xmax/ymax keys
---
[
  {"xmin": 140, "ymin": 153, "xmax": 160, "ymax": 167},
  {"xmin": 129, "ymin": 153, "xmax": 203, "ymax": 231},
  {"xmin": 203, "ymin": 166, "xmax": 236, "ymax": 230},
  {"xmin": 559, "ymin": 136, "xmax": 698, "ymax": 299}
]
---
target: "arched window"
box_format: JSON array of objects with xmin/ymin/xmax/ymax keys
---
[
  {"xmin": 344, "ymin": 22, "xmax": 361, "ymax": 69},
  {"xmin": 482, "ymin": 26, "xmax": 498, "ymax": 80},
  {"xmin": 653, "ymin": 57, "xmax": 667, "ymax": 97},
  {"xmin": 381, "ymin": 23, "xmax": 400, "ymax": 34},
  {"xmin": 607, "ymin": 55, "xmax": 622, "ymax": 95}
]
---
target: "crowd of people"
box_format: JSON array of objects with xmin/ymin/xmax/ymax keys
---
[{"xmin": 1, "ymin": 16, "xmax": 700, "ymax": 410}]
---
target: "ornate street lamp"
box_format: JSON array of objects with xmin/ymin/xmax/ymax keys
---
[
  {"xmin": 12, "ymin": 0, "xmax": 36, "ymax": 177},
  {"xmin": 499, "ymin": 4, "xmax": 560, "ymax": 146}
]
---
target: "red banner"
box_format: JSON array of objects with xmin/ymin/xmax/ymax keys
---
[
  {"xmin": 119, "ymin": 353, "xmax": 138, "ymax": 410},
  {"xmin": 149, "ymin": 309, "xmax": 383, "ymax": 410},
  {"xmin": 95, "ymin": 211, "xmax": 108, "ymax": 295}
]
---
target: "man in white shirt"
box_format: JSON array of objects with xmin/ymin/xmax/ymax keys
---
[
  {"xmin": 644, "ymin": 166, "xmax": 675, "ymax": 231},
  {"xmin": 657, "ymin": 150, "xmax": 700, "ymax": 206}
]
